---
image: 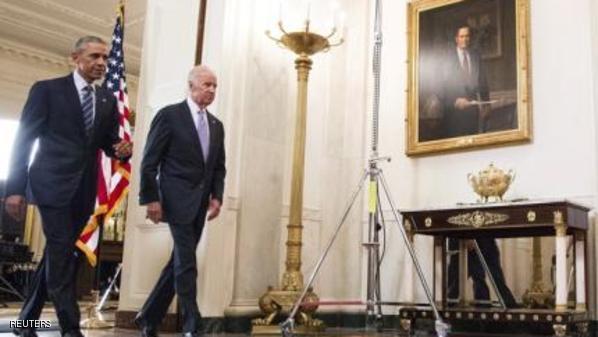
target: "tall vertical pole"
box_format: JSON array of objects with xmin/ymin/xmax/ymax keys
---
[
  {"xmin": 371, "ymin": 0, "xmax": 382, "ymax": 157},
  {"xmin": 282, "ymin": 54, "xmax": 313, "ymax": 291},
  {"xmin": 364, "ymin": 0, "xmax": 383, "ymax": 328}
]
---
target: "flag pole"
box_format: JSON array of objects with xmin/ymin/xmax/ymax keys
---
[
  {"xmin": 80, "ymin": 2, "xmax": 127, "ymax": 329},
  {"xmin": 81, "ymin": 168, "xmax": 113, "ymax": 329}
]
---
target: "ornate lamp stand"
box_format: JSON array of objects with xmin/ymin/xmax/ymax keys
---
[{"xmin": 251, "ymin": 17, "xmax": 343, "ymax": 335}]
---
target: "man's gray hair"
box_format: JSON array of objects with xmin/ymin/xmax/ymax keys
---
[
  {"xmin": 188, "ymin": 65, "xmax": 215, "ymax": 83},
  {"xmin": 73, "ymin": 36, "xmax": 106, "ymax": 54}
]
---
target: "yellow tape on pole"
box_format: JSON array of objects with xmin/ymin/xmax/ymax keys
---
[{"xmin": 368, "ymin": 181, "xmax": 377, "ymax": 213}]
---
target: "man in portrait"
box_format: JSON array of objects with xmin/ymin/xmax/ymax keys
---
[{"xmin": 441, "ymin": 24, "xmax": 490, "ymax": 138}]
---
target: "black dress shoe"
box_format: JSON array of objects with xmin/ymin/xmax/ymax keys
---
[
  {"xmin": 140, "ymin": 326, "xmax": 159, "ymax": 337},
  {"xmin": 135, "ymin": 315, "xmax": 158, "ymax": 337},
  {"xmin": 62, "ymin": 330, "xmax": 84, "ymax": 337},
  {"xmin": 134, "ymin": 312, "xmax": 143, "ymax": 326},
  {"xmin": 13, "ymin": 329, "xmax": 38, "ymax": 337},
  {"xmin": 182, "ymin": 333, "xmax": 201, "ymax": 337}
]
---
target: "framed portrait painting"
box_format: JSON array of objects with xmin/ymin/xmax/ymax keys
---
[{"xmin": 406, "ymin": 0, "xmax": 531, "ymax": 155}]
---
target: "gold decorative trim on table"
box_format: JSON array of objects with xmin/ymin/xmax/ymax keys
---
[{"xmin": 447, "ymin": 211, "xmax": 509, "ymax": 228}]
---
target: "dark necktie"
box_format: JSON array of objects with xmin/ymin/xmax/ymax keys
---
[
  {"xmin": 463, "ymin": 52, "xmax": 471, "ymax": 75},
  {"xmin": 81, "ymin": 85, "xmax": 94, "ymax": 134},
  {"xmin": 197, "ymin": 110, "xmax": 209, "ymax": 162}
]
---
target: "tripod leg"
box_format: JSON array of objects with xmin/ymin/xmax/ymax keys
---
[
  {"xmin": 281, "ymin": 169, "xmax": 370, "ymax": 336},
  {"xmin": 97, "ymin": 263, "xmax": 122, "ymax": 312},
  {"xmin": 377, "ymin": 171, "xmax": 450, "ymax": 337},
  {"xmin": 471, "ymin": 240, "xmax": 506, "ymax": 309},
  {"xmin": 0, "ymin": 274, "xmax": 24, "ymax": 300}
]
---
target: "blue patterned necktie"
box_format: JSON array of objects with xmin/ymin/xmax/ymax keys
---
[
  {"xmin": 81, "ymin": 85, "xmax": 94, "ymax": 134},
  {"xmin": 197, "ymin": 110, "xmax": 209, "ymax": 162}
]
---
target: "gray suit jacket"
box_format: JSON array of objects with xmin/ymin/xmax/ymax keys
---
[{"xmin": 441, "ymin": 48, "xmax": 489, "ymax": 137}]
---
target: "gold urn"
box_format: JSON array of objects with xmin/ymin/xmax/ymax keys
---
[{"xmin": 467, "ymin": 163, "xmax": 515, "ymax": 202}]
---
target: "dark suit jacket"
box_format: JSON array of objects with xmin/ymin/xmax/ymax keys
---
[
  {"xmin": 6, "ymin": 74, "xmax": 122, "ymax": 213},
  {"xmin": 441, "ymin": 48, "xmax": 489, "ymax": 137},
  {"xmin": 139, "ymin": 101, "xmax": 226, "ymax": 224}
]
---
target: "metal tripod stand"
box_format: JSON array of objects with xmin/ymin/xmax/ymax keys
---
[
  {"xmin": 280, "ymin": 0, "xmax": 449, "ymax": 336},
  {"xmin": 280, "ymin": 159, "xmax": 449, "ymax": 337}
]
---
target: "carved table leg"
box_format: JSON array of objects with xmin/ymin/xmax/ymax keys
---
[
  {"xmin": 399, "ymin": 318, "xmax": 413, "ymax": 336},
  {"xmin": 576, "ymin": 322, "xmax": 589, "ymax": 337},
  {"xmin": 554, "ymin": 211, "xmax": 568, "ymax": 312},
  {"xmin": 574, "ymin": 232, "xmax": 586, "ymax": 311},
  {"xmin": 553, "ymin": 323, "xmax": 567, "ymax": 337}
]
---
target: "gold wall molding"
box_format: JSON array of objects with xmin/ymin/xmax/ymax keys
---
[
  {"xmin": 0, "ymin": 37, "xmax": 69, "ymax": 69},
  {"xmin": 0, "ymin": 1, "xmax": 142, "ymax": 72}
]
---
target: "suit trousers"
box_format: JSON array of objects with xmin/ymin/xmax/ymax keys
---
[
  {"xmin": 447, "ymin": 238, "xmax": 517, "ymax": 307},
  {"xmin": 138, "ymin": 202, "xmax": 208, "ymax": 333},
  {"xmin": 18, "ymin": 172, "xmax": 93, "ymax": 333}
]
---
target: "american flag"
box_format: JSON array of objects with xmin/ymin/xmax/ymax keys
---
[{"xmin": 76, "ymin": 3, "xmax": 132, "ymax": 266}]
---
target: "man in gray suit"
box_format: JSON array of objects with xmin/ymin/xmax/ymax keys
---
[
  {"xmin": 136, "ymin": 65, "xmax": 226, "ymax": 337},
  {"xmin": 442, "ymin": 25, "xmax": 490, "ymax": 138}
]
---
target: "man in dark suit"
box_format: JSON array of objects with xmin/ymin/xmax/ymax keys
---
[
  {"xmin": 441, "ymin": 25, "xmax": 490, "ymax": 138},
  {"xmin": 135, "ymin": 65, "xmax": 226, "ymax": 337},
  {"xmin": 5, "ymin": 36, "xmax": 132, "ymax": 337}
]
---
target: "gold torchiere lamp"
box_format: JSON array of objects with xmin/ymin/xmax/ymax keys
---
[
  {"xmin": 522, "ymin": 237, "xmax": 555, "ymax": 308},
  {"xmin": 251, "ymin": 3, "xmax": 344, "ymax": 335}
]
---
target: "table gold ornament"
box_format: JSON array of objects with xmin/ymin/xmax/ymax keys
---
[{"xmin": 467, "ymin": 163, "xmax": 515, "ymax": 202}]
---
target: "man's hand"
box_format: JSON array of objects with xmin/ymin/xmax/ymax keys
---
[
  {"xmin": 146, "ymin": 201, "xmax": 163, "ymax": 224},
  {"xmin": 207, "ymin": 198, "xmax": 222, "ymax": 221},
  {"xmin": 113, "ymin": 140, "xmax": 133, "ymax": 158},
  {"xmin": 454, "ymin": 97, "xmax": 471, "ymax": 110},
  {"xmin": 5, "ymin": 195, "xmax": 26, "ymax": 221},
  {"xmin": 480, "ymin": 104, "xmax": 491, "ymax": 120}
]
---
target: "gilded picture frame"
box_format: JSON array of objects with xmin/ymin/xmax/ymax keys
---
[{"xmin": 406, "ymin": 0, "xmax": 531, "ymax": 156}]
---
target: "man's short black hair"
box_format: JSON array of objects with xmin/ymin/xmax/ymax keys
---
[
  {"xmin": 454, "ymin": 24, "xmax": 472, "ymax": 37},
  {"xmin": 73, "ymin": 36, "xmax": 106, "ymax": 54}
]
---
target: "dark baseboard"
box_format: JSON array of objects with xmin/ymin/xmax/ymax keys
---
[{"xmin": 414, "ymin": 317, "xmax": 597, "ymax": 336}]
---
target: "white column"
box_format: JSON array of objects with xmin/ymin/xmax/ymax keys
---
[
  {"xmin": 554, "ymin": 213, "xmax": 568, "ymax": 312},
  {"xmin": 575, "ymin": 235, "xmax": 586, "ymax": 310},
  {"xmin": 433, "ymin": 237, "xmax": 444, "ymax": 303},
  {"xmin": 458, "ymin": 240, "xmax": 468, "ymax": 305},
  {"xmin": 118, "ymin": 0, "xmax": 200, "ymax": 314}
]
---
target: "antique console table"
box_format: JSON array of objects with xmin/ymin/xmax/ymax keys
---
[{"xmin": 398, "ymin": 199, "xmax": 591, "ymax": 337}]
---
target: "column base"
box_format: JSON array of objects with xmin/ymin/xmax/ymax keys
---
[{"xmin": 251, "ymin": 286, "xmax": 324, "ymax": 335}]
